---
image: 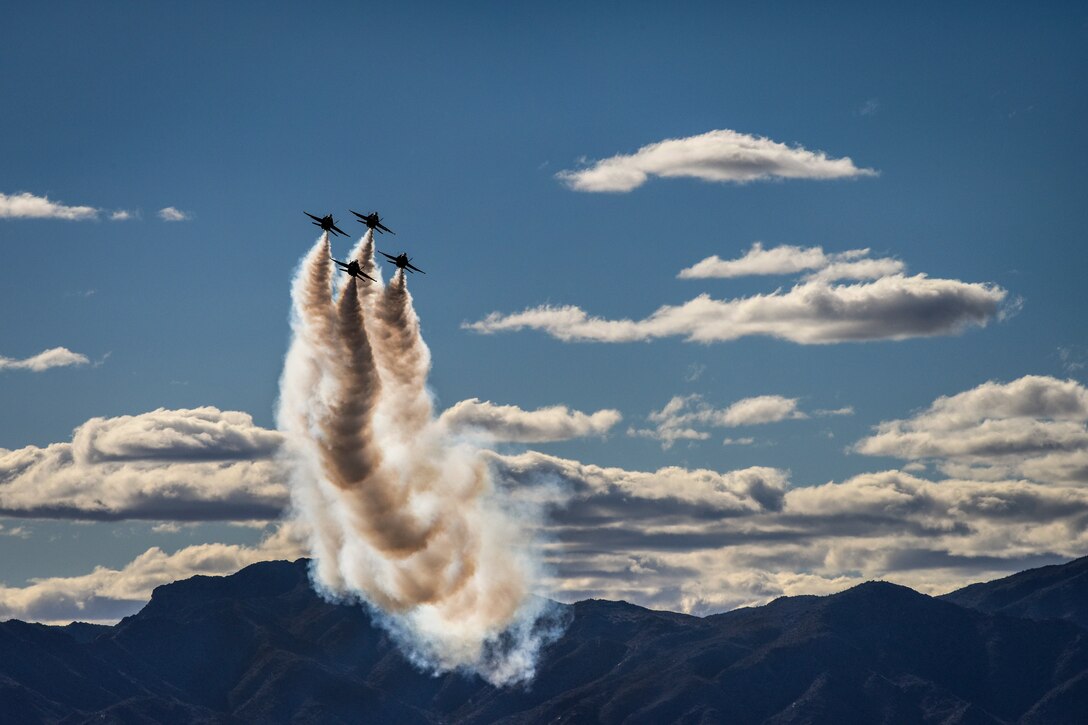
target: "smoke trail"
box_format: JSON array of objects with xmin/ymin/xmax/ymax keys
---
[
  {"xmin": 278, "ymin": 230, "xmax": 559, "ymax": 683},
  {"xmin": 318, "ymin": 275, "xmax": 435, "ymax": 557},
  {"xmin": 277, "ymin": 233, "xmax": 346, "ymax": 592},
  {"xmin": 339, "ymin": 228, "xmax": 381, "ymax": 309}
]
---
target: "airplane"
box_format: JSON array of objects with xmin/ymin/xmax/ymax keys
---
[
  {"xmin": 331, "ymin": 257, "xmax": 377, "ymax": 283},
  {"xmin": 378, "ymin": 251, "xmax": 425, "ymax": 275},
  {"xmin": 350, "ymin": 210, "xmax": 395, "ymax": 235},
  {"xmin": 304, "ymin": 212, "xmax": 350, "ymax": 237}
]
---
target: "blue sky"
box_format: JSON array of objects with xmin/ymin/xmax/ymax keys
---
[{"xmin": 1, "ymin": 2, "xmax": 1087, "ymax": 620}]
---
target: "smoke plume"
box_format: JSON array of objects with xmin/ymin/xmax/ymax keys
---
[{"xmin": 277, "ymin": 232, "xmax": 558, "ymax": 684}]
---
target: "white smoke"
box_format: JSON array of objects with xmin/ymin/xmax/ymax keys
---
[{"xmin": 277, "ymin": 231, "xmax": 560, "ymax": 684}]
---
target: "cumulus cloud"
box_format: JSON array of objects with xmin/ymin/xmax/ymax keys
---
[
  {"xmin": 7, "ymin": 433, "xmax": 1088, "ymax": 622},
  {"xmin": 0, "ymin": 526, "xmax": 304, "ymax": 624},
  {"xmin": 556, "ymin": 129, "xmax": 876, "ymax": 192},
  {"xmin": 158, "ymin": 206, "xmax": 190, "ymax": 222},
  {"xmin": 439, "ymin": 398, "xmax": 621, "ymax": 442},
  {"xmin": 629, "ymin": 394, "xmax": 843, "ymax": 448},
  {"xmin": 721, "ymin": 395, "xmax": 807, "ymax": 426},
  {"xmin": 109, "ymin": 210, "xmax": 136, "ymax": 221},
  {"xmin": 0, "ymin": 347, "xmax": 89, "ymax": 372},
  {"xmin": 855, "ymin": 375, "xmax": 1088, "ymax": 483},
  {"xmin": 491, "ymin": 451, "xmax": 1088, "ymax": 614},
  {"xmin": 806, "ymin": 257, "xmax": 906, "ymax": 284},
  {"xmin": 0, "ymin": 407, "xmax": 287, "ymax": 520},
  {"xmin": 678, "ymin": 243, "xmax": 904, "ymax": 281},
  {"xmin": 466, "ymin": 274, "xmax": 1007, "ymax": 345},
  {"xmin": 814, "ymin": 406, "xmax": 855, "ymax": 417},
  {"xmin": 492, "ymin": 450, "xmax": 789, "ymax": 514},
  {"xmin": 0, "ymin": 191, "xmax": 99, "ymax": 220}
]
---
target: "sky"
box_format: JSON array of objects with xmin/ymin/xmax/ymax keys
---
[{"xmin": 1, "ymin": 1, "xmax": 1088, "ymax": 623}]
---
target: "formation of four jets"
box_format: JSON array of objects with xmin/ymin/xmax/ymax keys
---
[{"xmin": 304, "ymin": 209, "xmax": 425, "ymax": 282}]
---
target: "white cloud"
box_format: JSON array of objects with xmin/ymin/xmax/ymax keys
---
[
  {"xmin": 814, "ymin": 406, "xmax": 855, "ymax": 417},
  {"xmin": 439, "ymin": 398, "xmax": 621, "ymax": 443},
  {"xmin": 0, "ymin": 191, "xmax": 99, "ymax": 220},
  {"xmin": 721, "ymin": 395, "xmax": 807, "ymax": 426},
  {"xmin": 678, "ymin": 243, "xmax": 904, "ymax": 281},
  {"xmin": 1058, "ymin": 346, "xmax": 1087, "ymax": 374},
  {"xmin": 0, "ymin": 407, "xmax": 287, "ymax": 520},
  {"xmin": 556, "ymin": 129, "xmax": 876, "ymax": 192},
  {"xmin": 468, "ymin": 274, "xmax": 1007, "ymax": 345},
  {"xmin": 491, "ymin": 451, "xmax": 1088, "ymax": 614},
  {"xmin": 0, "ymin": 525, "xmax": 304, "ymax": 624},
  {"xmin": 679, "ymin": 242, "xmax": 831, "ymax": 279},
  {"xmin": 628, "ymin": 395, "xmax": 710, "ymax": 448},
  {"xmin": 855, "ymin": 375, "xmax": 1088, "ymax": 483},
  {"xmin": 629, "ymin": 394, "xmax": 822, "ymax": 448},
  {"xmin": 6, "ymin": 433, "xmax": 1088, "ymax": 622},
  {"xmin": 158, "ymin": 206, "xmax": 190, "ymax": 222},
  {"xmin": 722, "ymin": 437, "xmax": 755, "ymax": 446},
  {"xmin": 804, "ymin": 256, "xmax": 906, "ymax": 283},
  {"xmin": 683, "ymin": 363, "xmax": 706, "ymax": 382},
  {"xmin": 0, "ymin": 347, "xmax": 89, "ymax": 372},
  {"xmin": 109, "ymin": 210, "xmax": 136, "ymax": 221},
  {"xmin": 493, "ymin": 450, "xmax": 789, "ymax": 513}
]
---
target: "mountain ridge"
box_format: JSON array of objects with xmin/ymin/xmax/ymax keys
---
[{"xmin": 2, "ymin": 555, "xmax": 1087, "ymax": 723}]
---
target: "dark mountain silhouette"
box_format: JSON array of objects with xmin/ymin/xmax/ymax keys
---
[
  {"xmin": 942, "ymin": 555, "xmax": 1088, "ymax": 630},
  {"xmin": 2, "ymin": 557, "xmax": 1088, "ymax": 724}
]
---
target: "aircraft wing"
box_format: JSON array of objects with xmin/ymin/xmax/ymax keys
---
[
  {"xmin": 406, "ymin": 262, "xmax": 426, "ymax": 274},
  {"xmin": 304, "ymin": 212, "xmax": 322, "ymax": 222},
  {"xmin": 349, "ymin": 209, "xmax": 365, "ymax": 219},
  {"xmin": 377, "ymin": 222, "xmax": 395, "ymax": 235},
  {"xmin": 359, "ymin": 271, "xmax": 378, "ymax": 283},
  {"xmin": 377, "ymin": 251, "xmax": 397, "ymax": 261},
  {"xmin": 331, "ymin": 258, "xmax": 349, "ymax": 268},
  {"xmin": 331, "ymin": 224, "xmax": 349, "ymax": 237}
]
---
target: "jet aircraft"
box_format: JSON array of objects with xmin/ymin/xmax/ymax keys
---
[
  {"xmin": 350, "ymin": 210, "xmax": 395, "ymax": 235},
  {"xmin": 304, "ymin": 212, "xmax": 350, "ymax": 237},
  {"xmin": 331, "ymin": 257, "xmax": 377, "ymax": 283},
  {"xmin": 378, "ymin": 251, "xmax": 425, "ymax": 274}
]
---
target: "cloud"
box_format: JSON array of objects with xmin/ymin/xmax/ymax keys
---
[
  {"xmin": 720, "ymin": 395, "xmax": 807, "ymax": 426},
  {"xmin": 439, "ymin": 398, "xmax": 621, "ymax": 443},
  {"xmin": 158, "ymin": 206, "xmax": 190, "ymax": 222},
  {"xmin": 556, "ymin": 129, "xmax": 876, "ymax": 192},
  {"xmin": 858, "ymin": 98, "xmax": 880, "ymax": 116},
  {"xmin": 629, "ymin": 394, "xmax": 836, "ymax": 448},
  {"xmin": 683, "ymin": 363, "xmax": 706, "ymax": 382},
  {"xmin": 0, "ymin": 407, "xmax": 287, "ymax": 520},
  {"xmin": 679, "ymin": 242, "xmax": 831, "ymax": 279},
  {"xmin": 804, "ymin": 257, "xmax": 906, "ymax": 284},
  {"xmin": 0, "ymin": 525, "xmax": 304, "ymax": 624},
  {"xmin": 0, "ymin": 191, "xmax": 99, "ymax": 220},
  {"xmin": 1058, "ymin": 346, "xmax": 1087, "ymax": 374},
  {"xmin": 490, "ymin": 451, "xmax": 1088, "ymax": 615},
  {"xmin": 0, "ymin": 347, "xmax": 89, "ymax": 372},
  {"xmin": 855, "ymin": 375, "xmax": 1088, "ymax": 483},
  {"xmin": 467, "ymin": 274, "xmax": 1007, "ymax": 345},
  {"xmin": 109, "ymin": 210, "xmax": 136, "ymax": 221},
  {"xmin": 7, "ymin": 430, "xmax": 1088, "ymax": 622},
  {"xmin": 492, "ymin": 450, "xmax": 789, "ymax": 514},
  {"xmin": 677, "ymin": 243, "xmax": 904, "ymax": 281},
  {"xmin": 814, "ymin": 406, "xmax": 855, "ymax": 417}
]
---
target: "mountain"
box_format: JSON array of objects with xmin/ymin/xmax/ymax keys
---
[
  {"xmin": 2, "ymin": 558, "xmax": 1088, "ymax": 724},
  {"xmin": 942, "ymin": 555, "xmax": 1088, "ymax": 630}
]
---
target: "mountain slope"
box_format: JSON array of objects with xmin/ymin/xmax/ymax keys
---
[{"xmin": 942, "ymin": 555, "xmax": 1088, "ymax": 630}]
